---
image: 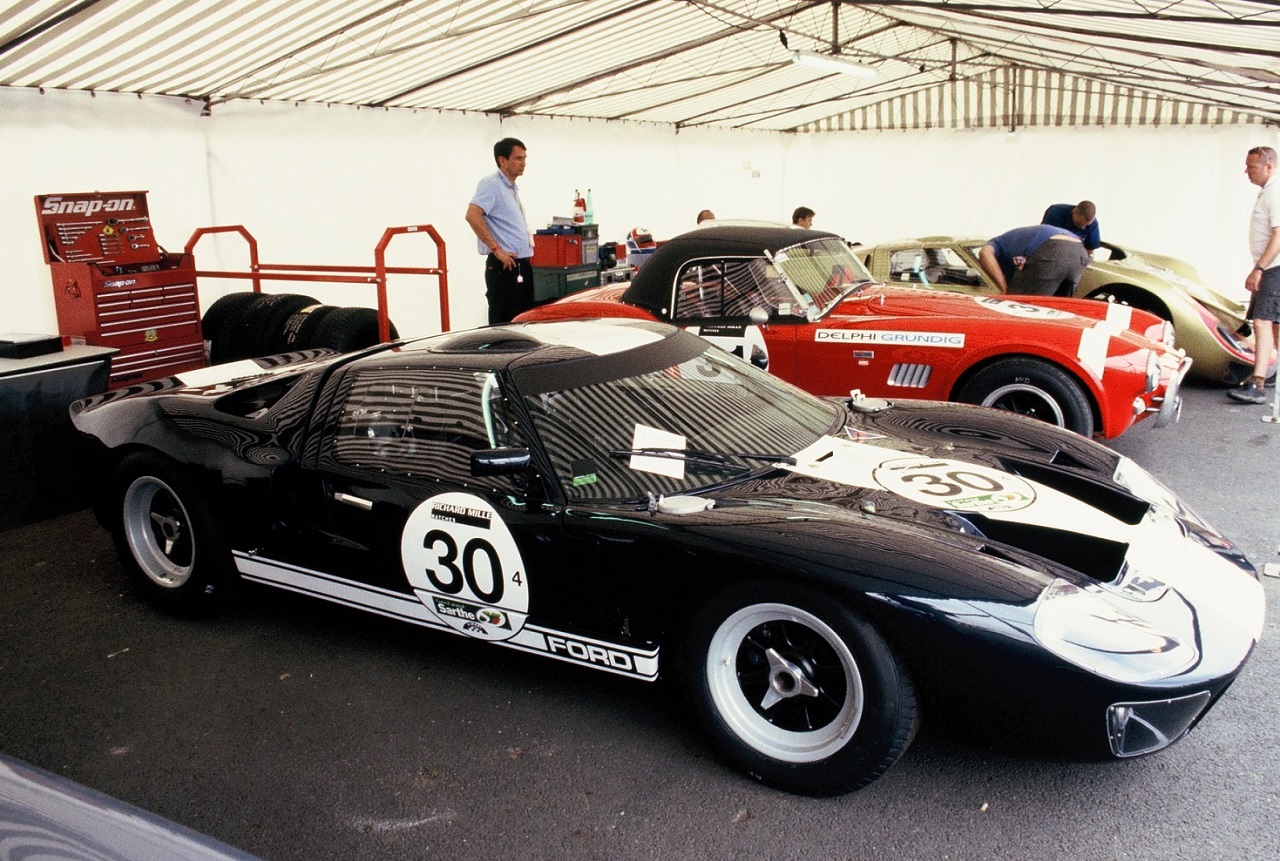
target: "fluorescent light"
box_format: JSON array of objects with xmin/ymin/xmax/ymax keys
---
[{"xmin": 792, "ymin": 50, "xmax": 877, "ymax": 79}]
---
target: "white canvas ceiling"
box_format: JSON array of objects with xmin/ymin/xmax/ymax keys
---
[{"xmin": 2, "ymin": 0, "xmax": 1278, "ymax": 133}]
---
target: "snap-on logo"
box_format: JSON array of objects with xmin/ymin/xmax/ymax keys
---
[{"xmin": 41, "ymin": 196, "xmax": 136, "ymax": 217}]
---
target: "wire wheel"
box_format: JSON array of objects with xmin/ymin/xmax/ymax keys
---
[{"xmin": 705, "ymin": 602, "xmax": 864, "ymax": 763}]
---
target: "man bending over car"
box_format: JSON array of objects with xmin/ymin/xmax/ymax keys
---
[{"xmin": 978, "ymin": 225, "xmax": 1091, "ymax": 298}]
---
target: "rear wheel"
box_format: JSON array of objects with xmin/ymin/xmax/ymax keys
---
[
  {"xmin": 683, "ymin": 584, "xmax": 917, "ymax": 796},
  {"xmin": 957, "ymin": 358, "xmax": 1094, "ymax": 436},
  {"xmin": 112, "ymin": 453, "xmax": 231, "ymax": 614}
]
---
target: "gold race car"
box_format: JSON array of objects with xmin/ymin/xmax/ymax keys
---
[{"xmin": 858, "ymin": 237, "xmax": 1259, "ymax": 385}]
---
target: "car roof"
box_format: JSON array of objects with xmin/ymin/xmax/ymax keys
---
[
  {"xmin": 366, "ymin": 318, "xmax": 708, "ymax": 392},
  {"xmin": 621, "ymin": 225, "xmax": 841, "ymax": 315}
]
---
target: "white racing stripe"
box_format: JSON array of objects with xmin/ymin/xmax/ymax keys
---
[
  {"xmin": 232, "ymin": 551, "xmax": 661, "ymax": 680},
  {"xmin": 785, "ymin": 436, "xmax": 1265, "ymax": 637},
  {"xmin": 1077, "ymin": 302, "xmax": 1136, "ymax": 380}
]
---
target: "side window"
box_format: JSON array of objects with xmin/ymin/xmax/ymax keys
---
[
  {"xmin": 888, "ymin": 247, "xmax": 928, "ymax": 282},
  {"xmin": 330, "ymin": 368, "xmax": 523, "ymax": 488},
  {"xmin": 674, "ymin": 261, "xmax": 726, "ymax": 319},
  {"xmin": 673, "ymin": 258, "xmax": 795, "ymax": 320}
]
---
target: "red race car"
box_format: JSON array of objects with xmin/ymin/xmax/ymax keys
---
[{"xmin": 517, "ymin": 225, "xmax": 1190, "ymax": 440}]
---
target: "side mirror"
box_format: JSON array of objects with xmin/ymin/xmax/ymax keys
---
[
  {"xmin": 471, "ymin": 447, "xmax": 532, "ymax": 477},
  {"xmin": 748, "ymin": 306, "xmax": 769, "ymax": 326}
]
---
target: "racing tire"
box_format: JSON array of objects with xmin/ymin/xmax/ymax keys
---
[
  {"xmin": 277, "ymin": 303, "xmax": 339, "ymax": 352},
  {"xmin": 202, "ymin": 292, "xmax": 261, "ymax": 363},
  {"xmin": 956, "ymin": 357, "xmax": 1094, "ymax": 436},
  {"xmin": 210, "ymin": 293, "xmax": 274, "ymax": 364},
  {"xmin": 310, "ymin": 306, "xmax": 398, "ymax": 353},
  {"xmin": 682, "ymin": 584, "xmax": 918, "ymax": 796},
  {"xmin": 246, "ymin": 293, "xmax": 321, "ymax": 357},
  {"xmin": 111, "ymin": 452, "xmax": 232, "ymax": 615}
]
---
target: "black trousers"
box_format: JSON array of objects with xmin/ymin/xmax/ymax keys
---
[{"xmin": 485, "ymin": 255, "xmax": 535, "ymax": 324}]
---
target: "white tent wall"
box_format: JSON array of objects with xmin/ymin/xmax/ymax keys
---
[
  {"xmin": 783, "ymin": 124, "xmax": 1280, "ymax": 300},
  {"xmin": 2, "ymin": 85, "xmax": 1276, "ymax": 340},
  {"xmin": 199, "ymin": 100, "xmax": 788, "ymax": 334},
  {"xmin": 1, "ymin": 87, "xmax": 786, "ymax": 336},
  {"xmin": 1, "ymin": 88, "xmax": 212, "ymax": 336}
]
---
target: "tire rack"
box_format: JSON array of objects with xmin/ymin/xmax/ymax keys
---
[{"xmin": 184, "ymin": 224, "xmax": 451, "ymax": 343}]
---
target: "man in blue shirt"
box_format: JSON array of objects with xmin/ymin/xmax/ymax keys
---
[
  {"xmin": 978, "ymin": 225, "xmax": 1091, "ymax": 297},
  {"xmin": 1042, "ymin": 201, "xmax": 1101, "ymax": 252},
  {"xmin": 465, "ymin": 138, "xmax": 535, "ymax": 323}
]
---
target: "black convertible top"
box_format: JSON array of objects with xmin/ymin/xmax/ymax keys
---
[{"xmin": 620, "ymin": 225, "xmax": 840, "ymax": 315}]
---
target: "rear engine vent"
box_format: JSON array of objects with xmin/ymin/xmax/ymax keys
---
[{"xmin": 888, "ymin": 363, "xmax": 932, "ymax": 387}]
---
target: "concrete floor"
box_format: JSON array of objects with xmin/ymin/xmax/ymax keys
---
[{"xmin": 1, "ymin": 381, "xmax": 1277, "ymax": 861}]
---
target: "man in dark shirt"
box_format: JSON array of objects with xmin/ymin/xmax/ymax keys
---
[
  {"xmin": 978, "ymin": 225, "xmax": 1091, "ymax": 297},
  {"xmin": 1042, "ymin": 201, "xmax": 1101, "ymax": 251}
]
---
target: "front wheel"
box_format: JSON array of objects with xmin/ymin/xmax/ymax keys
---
[
  {"xmin": 957, "ymin": 357, "xmax": 1095, "ymax": 436},
  {"xmin": 112, "ymin": 453, "xmax": 231, "ymax": 614},
  {"xmin": 682, "ymin": 585, "xmax": 917, "ymax": 795}
]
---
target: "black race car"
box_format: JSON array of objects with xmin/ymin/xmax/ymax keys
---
[{"xmin": 70, "ymin": 319, "xmax": 1263, "ymax": 795}]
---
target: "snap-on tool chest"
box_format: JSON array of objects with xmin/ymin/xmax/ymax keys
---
[{"xmin": 36, "ymin": 191, "xmax": 205, "ymax": 387}]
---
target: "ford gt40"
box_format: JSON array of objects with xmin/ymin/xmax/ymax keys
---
[
  {"xmin": 516, "ymin": 226, "xmax": 1190, "ymax": 440},
  {"xmin": 70, "ymin": 320, "xmax": 1261, "ymax": 795}
]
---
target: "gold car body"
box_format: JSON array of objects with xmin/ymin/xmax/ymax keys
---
[{"xmin": 858, "ymin": 237, "xmax": 1257, "ymax": 385}]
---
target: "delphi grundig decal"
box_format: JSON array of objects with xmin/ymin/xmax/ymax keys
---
[{"xmin": 401, "ymin": 492, "xmax": 529, "ymax": 641}]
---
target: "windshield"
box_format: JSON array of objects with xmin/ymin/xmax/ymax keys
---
[
  {"xmin": 773, "ymin": 238, "xmax": 875, "ymax": 317},
  {"xmin": 520, "ymin": 345, "xmax": 842, "ymax": 501}
]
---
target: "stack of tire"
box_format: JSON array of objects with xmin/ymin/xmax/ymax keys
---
[{"xmin": 202, "ymin": 292, "xmax": 399, "ymax": 364}]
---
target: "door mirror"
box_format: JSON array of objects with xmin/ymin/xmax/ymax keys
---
[{"xmin": 471, "ymin": 448, "xmax": 532, "ymax": 477}]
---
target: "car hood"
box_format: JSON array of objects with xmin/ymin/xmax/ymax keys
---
[
  {"xmin": 831, "ymin": 285, "xmax": 1158, "ymax": 341},
  {"xmin": 632, "ymin": 399, "xmax": 1261, "ymax": 643}
]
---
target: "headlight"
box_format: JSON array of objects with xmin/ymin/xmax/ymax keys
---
[{"xmin": 1033, "ymin": 579, "xmax": 1198, "ymax": 683}]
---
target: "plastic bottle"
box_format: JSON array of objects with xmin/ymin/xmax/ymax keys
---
[
  {"xmin": 573, "ymin": 190, "xmax": 585, "ymax": 224},
  {"xmin": 585, "ymin": 189, "xmax": 594, "ymax": 224}
]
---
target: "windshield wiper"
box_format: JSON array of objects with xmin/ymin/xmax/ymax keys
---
[{"xmin": 608, "ymin": 447, "xmax": 797, "ymax": 472}]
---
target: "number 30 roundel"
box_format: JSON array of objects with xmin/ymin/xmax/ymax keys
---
[{"xmin": 401, "ymin": 492, "xmax": 529, "ymax": 641}]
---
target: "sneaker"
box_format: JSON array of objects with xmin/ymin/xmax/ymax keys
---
[{"xmin": 1228, "ymin": 380, "xmax": 1267, "ymax": 404}]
